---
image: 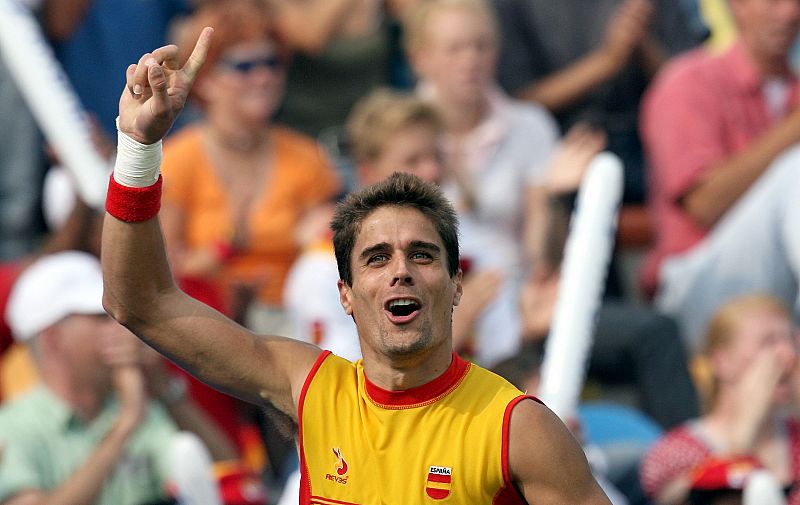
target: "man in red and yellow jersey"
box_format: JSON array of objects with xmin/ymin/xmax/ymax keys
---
[{"xmin": 99, "ymin": 21, "xmax": 611, "ymax": 505}]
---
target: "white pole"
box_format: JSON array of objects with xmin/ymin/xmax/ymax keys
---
[
  {"xmin": 0, "ymin": 0, "xmax": 110, "ymax": 209},
  {"xmin": 537, "ymin": 152, "xmax": 623, "ymax": 420},
  {"xmin": 743, "ymin": 470, "xmax": 787, "ymax": 505}
]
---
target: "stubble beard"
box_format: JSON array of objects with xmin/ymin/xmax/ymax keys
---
[{"xmin": 379, "ymin": 318, "xmax": 436, "ymax": 359}]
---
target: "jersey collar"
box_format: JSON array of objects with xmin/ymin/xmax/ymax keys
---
[{"xmin": 364, "ymin": 352, "xmax": 470, "ymax": 409}]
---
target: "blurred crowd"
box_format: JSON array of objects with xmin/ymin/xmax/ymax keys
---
[{"xmin": 1, "ymin": 0, "xmax": 800, "ymax": 504}]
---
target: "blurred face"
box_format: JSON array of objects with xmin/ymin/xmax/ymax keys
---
[
  {"xmin": 203, "ymin": 39, "xmax": 286, "ymax": 124},
  {"xmin": 716, "ymin": 308, "xmax": 798, "ymax": 404},
  {"xmin": 731, "ymin": 0, "xmax": 800, "ymax": 64},
  {"xmin": 338, "ymin": 206, "xmax": 462, "ymax": 361},
  {"xmin": 361, "ymin": 123, "xmax": 444, "ymax": 186},
  {"xmin": 413, "ymin": 6, "xmax": 497, "ymax": 105},
  {"xmin": 53, "ymin": 313, "xmax": 120, "ymax": 389}
]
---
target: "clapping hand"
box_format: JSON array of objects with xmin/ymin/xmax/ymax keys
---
[
  {"xmin": 545, "ymin": 123, "xmax": 607, "ymax": 195},
  {"xmin": 728, "ymin": 346, "xmax": 788, "ymax": 453},
  {"xmin": 100, "ymin": 324, "xmax": 148, "ymax": 434},
  {"xmin": 601, "ymin": 0, "xmax": 653, "ymax": 71}
]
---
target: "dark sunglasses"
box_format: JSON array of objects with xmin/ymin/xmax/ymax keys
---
[{"xmin": 220, "ymin": 55, "xmax": 283, "ymax": 74}]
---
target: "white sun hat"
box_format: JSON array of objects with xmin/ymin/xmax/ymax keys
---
[{"xmin": 5, "ymin": 251, "xmax": 105, "ymax": 342}]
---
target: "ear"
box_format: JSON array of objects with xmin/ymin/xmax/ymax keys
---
[
  {"xmin": 338, "ymin": 279, "xmax": 354, "ymax": 315},
  {"xmin": 34, "ymin": 324, "xmax": 61, "ymax": 361},
  {"xmin": 452, "ymin": 268, "xmax": 463, "ymax": 307},
  {"xmin": 709, "ymin": 347, "xmax": 734, "ymax": 384},
  {"xmin": 40, "ymin": 324, "xmax": 59, "ymax": 348}
]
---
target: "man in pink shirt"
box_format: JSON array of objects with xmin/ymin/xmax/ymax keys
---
[{"xmin": 641, "ymin": 0, "xmax": 800, "ymax": 352}]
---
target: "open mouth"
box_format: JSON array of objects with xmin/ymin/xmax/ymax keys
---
[{"xmin": 386, "ymin": 298, "xmax": 421, "ymax": 318}]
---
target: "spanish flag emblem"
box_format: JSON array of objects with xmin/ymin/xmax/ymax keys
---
[{"xmin": 426, "ymin": 466, "xmax": 452, "ymax": 499}]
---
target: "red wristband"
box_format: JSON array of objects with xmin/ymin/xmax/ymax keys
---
[
  {"xmin": 690, "ymin": 455, "xmax": 762, "ymax": 491},
  {"xmin": 105, "ymin": 174, "xmax": 163, "ymax": 222}
]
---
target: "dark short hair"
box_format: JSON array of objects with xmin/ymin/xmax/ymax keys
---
[{"xmin": 331, "ymin": 172, "xmax": 460, "ymax": 286}]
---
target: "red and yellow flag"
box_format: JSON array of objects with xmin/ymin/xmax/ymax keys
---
[{"xmin": 425, "ymin": 466, "xmax": 452, "ymax": 500}]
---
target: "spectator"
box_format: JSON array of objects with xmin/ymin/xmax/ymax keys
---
[
  {"xmin": 492, "ymin": 0, "xmax": 702, "ymax": 203},
  {"xmin": 159, "ymin": 0, "xmax": 341, "ymax": 336},
  {"xmin": 640, "ymin": 294, "xmax": 800, "ymax": 505},
  {"xmin": 641, "ymin": 0, "xmax": 800, "ymax": 352},
  {"xmin": 268, "ymin": 0, "xmax": 394, "ymax": 140},
  {"xmin": 406, "ymin": 0, "xmax": 559, "ymax": 273},
  {"xmin": 404, "ymin": 0, "xmax": 566, "ymax": 364},
  {"xmin": 0, "ymin": 167, "xmax": 103, "ymax": 402},
  {"xmin": 0, "ymin": 251, "xmax": 237, "ymax": 504}
]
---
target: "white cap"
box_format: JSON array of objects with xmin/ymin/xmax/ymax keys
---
[{"xmin": 5, "ymin": 251, "xmax": 105, "ymax": 342}]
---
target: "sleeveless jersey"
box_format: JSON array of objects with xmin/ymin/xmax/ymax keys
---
[{"xmin": 298, "ymin": 351, "xmax": 535, "ymax": 504}]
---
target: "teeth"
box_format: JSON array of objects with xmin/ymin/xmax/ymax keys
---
[{"xmin": 389, "ymin": 299, "xmax": 416, "ymax": 308}]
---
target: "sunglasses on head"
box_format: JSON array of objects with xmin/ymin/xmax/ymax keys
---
[{"xmin": 220, "ymin": 55, "xmax": 283, "ymax": 74}]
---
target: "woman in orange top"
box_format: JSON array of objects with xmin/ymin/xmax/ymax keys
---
[{"xmin": 160, "ymin": 0, "xmax": 340, "ymax": 335}]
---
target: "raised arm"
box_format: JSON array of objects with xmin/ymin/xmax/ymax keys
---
[
  {"xmin": 510, "ymin": 400, "xmax": 612, "ymax": 505},
  {"xmin": 265, "ymin": 0, "xmax": 360, "ymax": 54},
  {"xmin": 100, "ymin": 28, "xmax": 320, "ymax": 418}
]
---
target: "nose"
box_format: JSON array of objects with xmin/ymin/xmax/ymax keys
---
[{"xmin": 390, "ymin": 256, "xmax": 414, "ymax": 287}]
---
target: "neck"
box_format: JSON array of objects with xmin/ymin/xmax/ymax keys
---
[
  {"xmin": 436, "ymin": 94, "xmax": 488, "ymax": 136},
  {"xmin": 743, "ymin": 39, "xmax": 792, "ymax": 77},
  {"xmin": 758, "ymin": 56, "xmax": 792, "ymax": 78},
  {"xmin": 361, "ymin": 341, "xmax": 454, "ymax": 391},
  {"xmin": 206, "ymin": 117, "xmax": 270, "ymax": 154}
]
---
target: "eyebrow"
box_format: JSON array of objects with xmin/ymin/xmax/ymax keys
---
[
  {"xmin": 408, "ymin": 240, "xmax": 441, "ymax": 254},
  {"xmin": 358, "ymin": 240, "xmax": 442, "ymax": 261},
  {"xmin": 359, "ymin": 242, "xmax": 392, "ymax": 262}
]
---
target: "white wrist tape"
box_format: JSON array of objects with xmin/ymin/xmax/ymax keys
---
[{"xmin": 113, "ymin": 118, "xmax": 162, "ymax": 188}]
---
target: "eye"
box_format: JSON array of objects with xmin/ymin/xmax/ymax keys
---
[
  {"xmin": 367, "ymin": 253, "xmax": 389, "ymax": 265},
  {"xmin": 411, "ymin": 251, "xmax": 434, "ymax": 263}
]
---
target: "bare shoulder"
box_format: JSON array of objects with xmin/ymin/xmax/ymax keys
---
[
  {"xmin": 508, "ymin": 399, "xmax": 611, "ymax": 505},
  {"xmin": 133, "ymin": 289, "xmax": 324, "ymax": 420},
  {"xmin": 249, "ymin": 333, "xmax": 325, "ymax": 415}
]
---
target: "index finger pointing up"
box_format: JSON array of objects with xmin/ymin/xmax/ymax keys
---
[{"xmin": 183, "ymin": 26, "xmax": 214, "ymax": 83}]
